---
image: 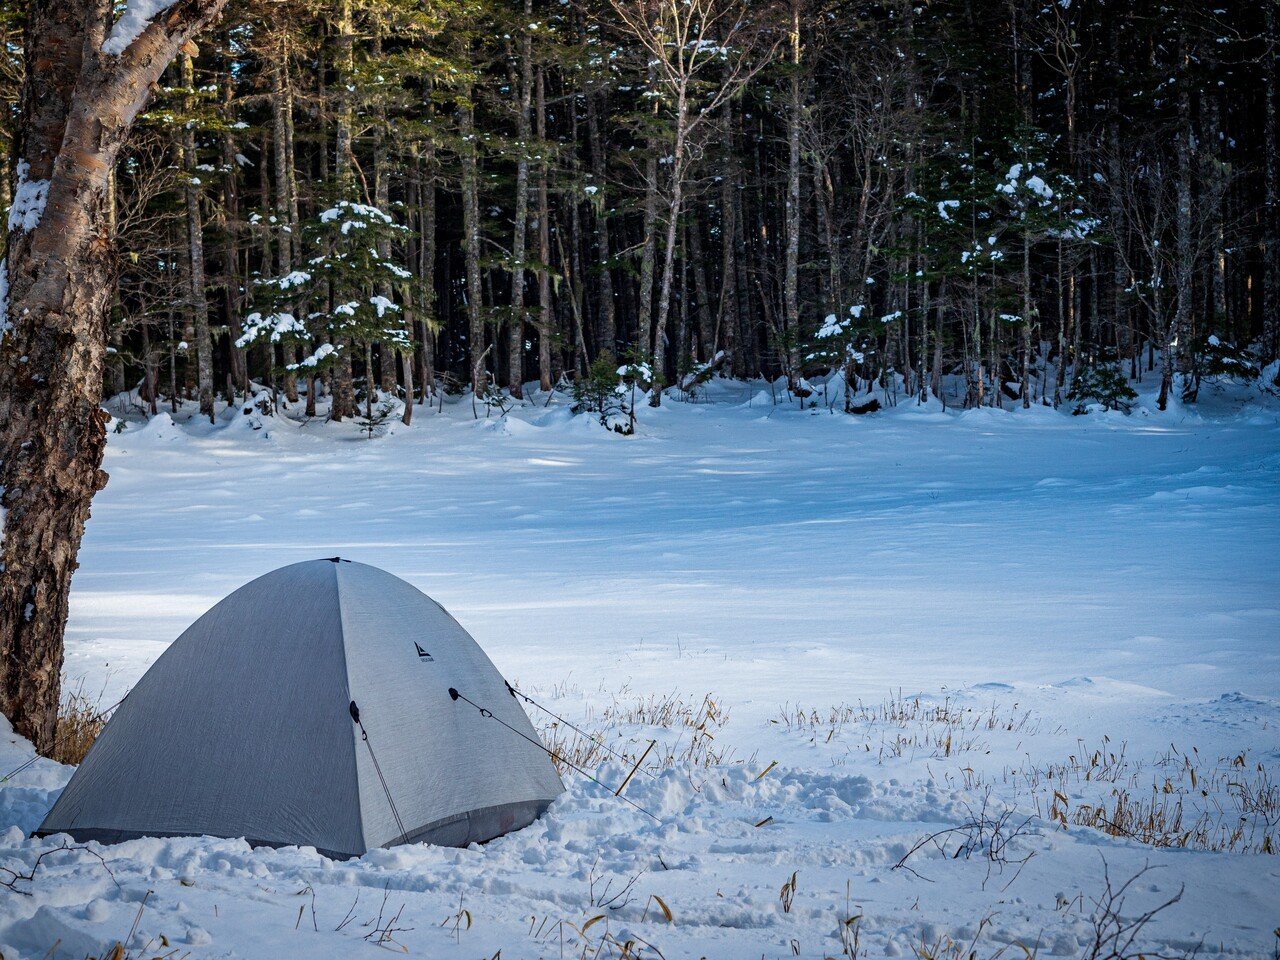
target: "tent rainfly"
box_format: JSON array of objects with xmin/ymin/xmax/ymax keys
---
[{"xmin": 37, "ymin": 559, "xmax": 564, "ymax": 858}]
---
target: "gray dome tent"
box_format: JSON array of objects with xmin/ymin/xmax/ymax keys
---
[{"xmin": 37, "ymin": 559, "xmax": 564, "ymax": 858}]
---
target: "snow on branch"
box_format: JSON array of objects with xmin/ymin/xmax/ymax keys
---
[{"xmin": 102, "ymin": 0, "xmax": 181, "ymax": 56}]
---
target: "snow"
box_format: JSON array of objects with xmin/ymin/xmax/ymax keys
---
[
  {"xmin": 287, "ymin": 342, "xmax": 338, "ymax": 370},
  {"xmin": 101, "ymin": 0, "xmax": 179, "ymax": 55},
  {"xmin": 275, "ymin": 270, "xmax": 312, "ymax": 290},
  {"xmin": 0, "ymin": 259, "xmax": 9, "ymax": 342},
  {"xmin": 1, "ymin": 377, "xmax": 1278, "ymax": 958},
  {"xmin": 816, "ymin": 314, "xmax": 844, "ymax": 339},
  {"xmin": 236, "ymin": 311, "xmax": 304, "ymax": 347},
  {"xmin": 7, "ymin": 160, "xmax": 49, "ymax": 234},
  {"xmin": 318, "ymin": 200, "xmax": 399, "ymax": 235}
]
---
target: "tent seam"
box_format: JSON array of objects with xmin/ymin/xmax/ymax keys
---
[{"xmin": 333, "ymin": 559, "xmax": 368, "ymax": 856}]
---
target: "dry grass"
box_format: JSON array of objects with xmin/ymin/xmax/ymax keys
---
[
  {"xmin": 536, "ymin": 690, "xmax": 735, "ymax": 776},
  {"xmin": 51, "ymin": 680, "xmax": 110, "ymax": 765},
  {"xmin": 772, "ymin": 692, "xmax": 1040, "ymax": 762},
  {"xmin": 1047, "ymin": 746, "xmax": 1279, "ymax": 855},
  {"xmin": 975, "ymin": 737, "xmax": 1277, "ymax": 855}
]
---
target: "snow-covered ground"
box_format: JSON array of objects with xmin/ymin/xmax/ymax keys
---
[{"xmin": 1, "ymin": 375, "xmax": 1278, "ymax": 958}]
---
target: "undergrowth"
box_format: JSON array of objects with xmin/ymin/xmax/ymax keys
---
[{"xmin": 774, "ymin": 692, "xmax": 1277, "ymax": 855}]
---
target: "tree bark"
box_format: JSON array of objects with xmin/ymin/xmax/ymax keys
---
[
  {"xmin": 180, "ymin": 53, "xmax": 215, "ymax": 421},
  {"xmin": 637, "ymin": 146, "xmax": 659, "ymax": 366},
  {"xmin": 329, "ymin": 0, "xmax": 356, "ymax": 420},
  {"xmin": 1173, "ymin": 33, "xmax": 1195, "ymax": 402},
  {"xmin": 507, "ymin": 4, "xmax": 533, "ymax": 399},
  {"xmin": 687, "ymin": 222, "xmax": 714, "ymax": 360},
  {"xmin": 783, "ymin": 0, "xmax": 802, "ymax": 391},
  {"xmin": 719, "ymin": 145, "xmax": 740, "ymax": 372},
  {"xmin": 460, "ymin": 77, "xmax": 486, "ymax": 396},
  {"xmin": 584, "ymin": 71, "xmax": 617, "ymax": 354},
  {"xmin": 1264, "ymin": 0, "xmax": 1279, "ymax": 373},
  {"xmin": 0, "ymin": 0, "xmax": 228, "ymax": 753},
  {"xmin": 535, "ymin": 66, "xmax": 553, "ymax": 391},
  {"xmin": 1021, "ymin": 232, "xmax": 1032, "ymax": 409},
  {"xmin": 418, "ymin": 146, "xmax": 438, "ymax": 400},
  {"xmin": 271, "ymin": 44, "xmax": 298, "ymax": 404}
]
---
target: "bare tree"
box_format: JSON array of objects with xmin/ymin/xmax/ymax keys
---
[{"xmin": 607, "ymin": 0, "xmax": 780, "ymax": 404}]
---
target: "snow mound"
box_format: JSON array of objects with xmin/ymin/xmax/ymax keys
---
[
  {"xmin": 132, "ymin": 412, "xmax": 184, "ymax": 442},
  {"xmin": 1050, "ymin": 676, "xmax": 1171, "ymax": 698}
]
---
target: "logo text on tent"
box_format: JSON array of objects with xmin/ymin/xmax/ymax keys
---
[{"xmin": 414, "ymin": 642, "xmax": 434, "ymax": 662}]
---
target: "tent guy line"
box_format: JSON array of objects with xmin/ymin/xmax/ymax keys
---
[
  {"xmin": 348, "ymin": 699, "xmax": 409, "ymax": 846},
  {"xmin": 449, "ymin": 686, "xmax": 664, "ymax": 824},
  {"xmin": 504, "ymin": 681, "xmax": 659, "ymax": 780},
  {"xmin": 0, "ymin": 695, "xmax": 127, "ymax": 785}
]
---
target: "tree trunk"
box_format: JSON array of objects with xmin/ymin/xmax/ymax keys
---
[
  {"xmin": 1264, "ymin": 0, "xmax": 1279, "ymax": 372},
  {"xmin": 784, "ymin": 1, "xmax": 803, "ymax": 390},
  {"xmin": 218, "ymin": 67, "xmax": 248, "ymax": 399},
  {"xmin": 719, "ymin": 148, "xmax": 740, "ymax": 372},
  {"xmin": 535, "ymin": 67, "xmax": 553, "ymax": 392},
  {"xmin": 1173, "ymin": 30, "xmax": 1195, "ymax": 402},
  {"xmin": 0, "ymin": 0, "xmax": 227, "ymax": 753},
  {"xmin": 329, "ymin": 0, "xmax": 356, "ymax": 420},
  {"xmin": 508, "ymin": 4, "xmax": 533, "ymax": 399},
  {"xmin": 372, "ymin": 21, "xmax": 397, "ymax": 399},
  {"xmin": 181, "ymin": 53, "xmax": 215, "ymax": 421},
  {"xmin": 1054, "ymin": 240, "xmax": 1068, "ymax": 406},
  {"xmin": 460, "ymin": 78, "xmax": 486, "ymax": 396},
  {"xmin": 650, "ymin": 137, "xmax": 684, "ymax": 405},
  {"xmin": 688, "ymin": 223, "xmax": 714, "ymax": 360},
  {"xmin": 584, "ymin": 81, "xmax": 617, "ymax": 354},
  {"xmin": 637, "ymin": 148, "xmax": 660, "ymax": 365},
  {"xmin": 1021, "ymin": 233, "xmax": 1032, "ymax": 408},
  {"xmin": 400, "ymin": 281, "xmax": 417, "ymax": 426},
  {"xmin": 420, "ymin": 156, "xmax": 438, "ymax": 401}
]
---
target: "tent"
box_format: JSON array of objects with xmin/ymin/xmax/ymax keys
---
[{"xmin": 37, "ymin": 559, "xmax": 564, "ymax": 858}]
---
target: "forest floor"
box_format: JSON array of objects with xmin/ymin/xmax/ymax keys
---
[{"xmin": 0, "ymin": 373, "xmax": 1278, "ymax": 959}]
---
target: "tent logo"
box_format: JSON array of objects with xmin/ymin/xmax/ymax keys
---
[{"xmin": 414, "ymin": 642, "xmax": 434, "ymax": 662}]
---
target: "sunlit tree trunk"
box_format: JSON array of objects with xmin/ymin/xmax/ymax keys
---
[{"xmin": 0, "ymin": 0, "xmax": 227, "ymax": 753}]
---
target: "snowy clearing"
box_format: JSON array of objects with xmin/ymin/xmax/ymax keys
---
[{"xmin": 1, "ymin": 378, "xmax": 1278, "ymax": 959}]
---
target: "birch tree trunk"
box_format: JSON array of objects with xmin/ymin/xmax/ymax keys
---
[
  {"xmin": 0, "ymin": 0, "xmax": 227, "ymax": 752},
  {"xmin": 649, "ymin": 114, "xmax": 685, "ymax": 406}
]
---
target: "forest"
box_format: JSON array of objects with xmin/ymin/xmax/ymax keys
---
[{"xmin": 2, "ymin": 0, "xmax": 1276, "ymax": 427}]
